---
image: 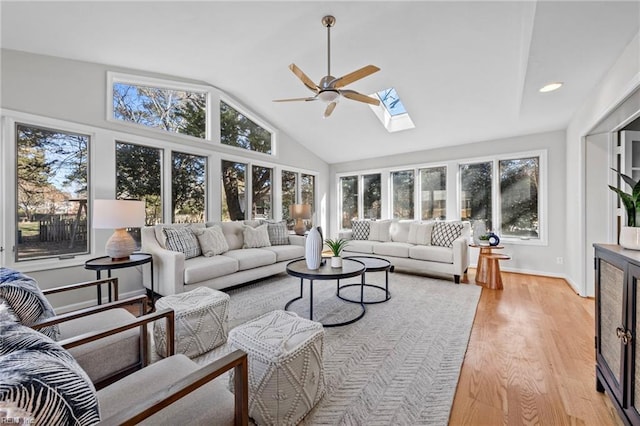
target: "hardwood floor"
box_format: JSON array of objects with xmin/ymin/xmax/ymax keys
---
[{"xmin": 449, "ymin": 270, "xmax": 621, "ymax": 425}]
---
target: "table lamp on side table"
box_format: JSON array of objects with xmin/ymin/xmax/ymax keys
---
[
  {"xmin": 93, "ymin": 199, "xmax": 145, "ymax": 260},
  {"xmin": 290, "ymin": 204, "xmax": 312, "ymax": 236}
]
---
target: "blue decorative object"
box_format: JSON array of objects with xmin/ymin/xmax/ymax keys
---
[{"xmin": 488, "ymin": 232, "xmax": 500, "ymax": 247}]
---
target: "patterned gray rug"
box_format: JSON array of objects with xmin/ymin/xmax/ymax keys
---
[{"xmin": 197, "ymin": 271, "xmax": 481, "ymax": 425}]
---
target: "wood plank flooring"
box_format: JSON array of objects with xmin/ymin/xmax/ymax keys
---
[{"xmin": 449, "ymin": 270, "xmax": 621, "ymax": 425}]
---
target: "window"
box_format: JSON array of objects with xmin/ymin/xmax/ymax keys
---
[
  {"xmin": 252, "ymin": 165, "xmax": 272, "ymax": 219},
  {"xmin": 116, "ymin": 142, "xmax": 163, "ymax": 247},
  {"xmin": 112, "ymin": 79, "xmax": 207, "ymax": 138},
  {"xmin": 420, "ymin": 166, "xmax": 446, "ymax": 220},
  {"xmin": 221, "ymin": 160, "xmax": 247, "ymax": 221},
  {"xmin": 301, "ymin": 174, "xmax": 315, "ymax": 218},
  {"xmin": 362, "ymin": 174, "xmax": 381, "ymax": 219},
  {"xmin": 370, "ymin": 87, "xmax": 415, "ymax": 133},
  {"xmin": 500, "ymin": 157, "xmax": 539, "ymax": 238},
  {"xmin": 282, "ymin": 171, "xmax": 297, "ymax": 230},
  {"xmin": 172, "ymin": 152, "xmax": 206, "ymax": 223},
  {"xmin": 391, "ymin": 170, "xmax": 414, "ymax": 219},
  {"xmin": 340, "ymin": 176, "xmax": 359, "ymax": 228},
  {"xmin": 16, "ymin": 124, "xmax": 89, "ymax": 261},
  {"xmin": 220, "ymin": 100, "xmax": 272, "ymax": 154},
  {"xmin": 460, "ymin": 162, "xmax": 493, "ymax": 230}
]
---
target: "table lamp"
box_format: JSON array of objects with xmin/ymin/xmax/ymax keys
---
[
  {"xmin": 93, "ymin": 199, "xmax": 145, "ymax": 260},
  {"xmin": 290, "ymin": 204, "xmax": 312, "ymax": 236}
]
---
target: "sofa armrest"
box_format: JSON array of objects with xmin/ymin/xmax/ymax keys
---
[
  {"xmin": 99, "ymin": 349, "xmax": 249, "ymax": 426},
  {"xmin": 452, "ymin": 235, "xmax": 470, "ymax": 275},
  {"xmin": 339, "ymin": 230, "xmax": 353, "ymax": 240},
  {"xmin": 142, "ymin": 226, "xmax": 185, "ymax": 296},
  {"xmin": 289, "ymin": 234, "xmax": 306, "ymax": 246}
]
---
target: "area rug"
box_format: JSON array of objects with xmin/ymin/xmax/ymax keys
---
[{"xmin": 197, "ymin": 271, "xmax": 481, "ymax": 425}]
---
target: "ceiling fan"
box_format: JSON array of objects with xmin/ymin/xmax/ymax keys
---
[{"xmin": 273, "ymin": 15, "xmax": 381, "ymax": 118}]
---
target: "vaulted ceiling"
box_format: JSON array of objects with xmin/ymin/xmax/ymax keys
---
[{"xmin": 2, "ymin": 1, "xmax": 638, "ymax": 163}]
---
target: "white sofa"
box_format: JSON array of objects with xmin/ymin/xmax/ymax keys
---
[
  {"xmin": 142, "ymin": 221, "xmax": 305, "ymax": 296},
  {"xmin": 340, "ymin": 220, "xmax": 470, "ymax": 283}
]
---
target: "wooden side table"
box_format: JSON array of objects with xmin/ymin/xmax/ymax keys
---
[{"xmin": 470, "ymin": 244, "xmax": 509, "ymax": 290}]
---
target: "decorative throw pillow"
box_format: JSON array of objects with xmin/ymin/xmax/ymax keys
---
[
  {"xmin": 368, "ymin": 220, "xmax": 392, "ymax": 242},
  {"xmin": 0, "ymin": 321, "xmax": 100, "ymax": 425},
  {"xmin": 192, "ymin": 226, "xmax": 229, "ymax": 257},
  {"xmin": 261, "ymin": 220, "xmax": 290, "ymax": 245},
  {"xmin": 154, "ymin": 223, "xmax": 205, "ymax": 249},
  {"xmin": 407, "ymin": 222, "xmax": 434, "ymax": 245},
  {"xmin": 243, "ymin": 224, "xmax": 271, "ymax": 248},
  {"xmin": 430, "ymin": 221, "xmax": 464, "ymax": 248},
  {"xmin": 163, "ymin": 227, "xmax": 201, "ymax": 259},
  {"xmin": 0, "ymin": 267, "xmax": 60, "ymax": 340},
  {"xmin": 351, "ymin": 220, "xmax": 370, "ymax": 240}
]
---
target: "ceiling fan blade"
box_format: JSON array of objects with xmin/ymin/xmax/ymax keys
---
[
  {"xmin": 273, "ymin": 97, "xmax": 317, "ymax": 102},
  {"xmin": 340, "ymin": 89, "xmax": 380, "ymax": 106},
  {"xmin": 331, "ymin": 65, "xmax": 380, "ymax": 89},
  {"xmin": 324, "ymin": 101, "xmax": 337, "ymax": 118},
  {"xmin": 289, "ymin": 63, "xmax": 319, "ymax": 93}
]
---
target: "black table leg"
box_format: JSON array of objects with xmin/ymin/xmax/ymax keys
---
[
  {"xmin": 96, "ymin": 271, "xmax": 102, "ymax": 305},
  {"xmin": 309, "ymin": 280, "xmax": 314, "ymax": 321},
  {"xmin": 107, "ymin": 270, "xmax": 112, "ymax": 303}
]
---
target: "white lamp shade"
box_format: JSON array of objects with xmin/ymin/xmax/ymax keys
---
[
  {"xmin": 290, "ymin": 204, "xmax": 312, "ymax": 220},
  {"xmin": 93, "ymin": 199, "xmax": 146, "ymax": 229}
]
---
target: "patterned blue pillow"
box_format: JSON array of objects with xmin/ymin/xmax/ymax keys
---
[
  {"xmin": 0, "ymin": 267, "xmax": 60, "ymax": 340},
  {"xmin": 430, "ymin": 222, "xmax": 464, "ymax": 248},
  {"xmin": 351, "ymin": 220, "xmax": 370, "ymax": 240},
  {"xmin": 0, "ymin": 321, "xmax": 100, "ymax": 425}
]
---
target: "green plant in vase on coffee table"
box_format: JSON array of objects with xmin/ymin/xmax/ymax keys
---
[
  {"xmin": 325, "ymin": 238, "xmax": 349, "ymax": 268},
  {"xmin": 609, "ymin": 168, "xmax": 640, "ymax": 250}
]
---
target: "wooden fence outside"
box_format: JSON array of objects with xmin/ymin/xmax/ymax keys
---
[{"xmin": 39, "ymin": 216, "xmax": 87, "ymax": 242}]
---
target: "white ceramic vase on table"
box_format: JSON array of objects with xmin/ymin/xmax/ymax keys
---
[
  {"xmin": 305, "ymin": 226, "xmax": 323, "ymax": 270},
  {"xmin": 620, "ymin": 226, "xmax": 640, "ymax": 250}
]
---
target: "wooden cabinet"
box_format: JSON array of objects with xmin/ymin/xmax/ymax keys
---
[{"xmin": 594, "ymin": 244, "xmax": 640, "ymax": 425}]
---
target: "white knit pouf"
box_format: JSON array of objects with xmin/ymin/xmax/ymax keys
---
[
  {"xmin": 154, "ymin": 287, "xmax": 230, "ymax": 359},
  {"xmin": 228, "ymin": 310, "xmax": 325, "ymax": 426}
]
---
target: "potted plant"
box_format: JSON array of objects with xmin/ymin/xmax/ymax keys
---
[
  {"xmin": 478, "ymin": 234, "xmax": 491, "ymax": 247},
  {"xmin": 325, "ymin": 238, "xmax": 349, "ymax": 268},
  {"xmin": 609, "ymin": 168, "xmax": 640, "ymax": 250}
]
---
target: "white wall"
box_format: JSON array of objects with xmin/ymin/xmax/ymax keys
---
[
  {"xmin": 329, "ymin": 130, "xmax": 567, "ymax": 278},
  {"xmin": 0, "ymin": 49, "xmax": 329, "ymax": 308},
  {"xmin": 566, "ymin": 32, "xmax": 640, "ymax": 296}
]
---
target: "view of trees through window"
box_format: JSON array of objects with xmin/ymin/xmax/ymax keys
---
[
  {"xmin": 500, "ymin": 157, "xmax": 539, "ymax": 238},
  {"xmin": 172, "ymin": 152, "xmax": 206, "ymax": 223},
  {"xmin": 221, "ymin": 160, "xmax": 247, "ymax": 221},
  {"xmin": 112, "ymin": 82, "xmax": 206, "ymax": 138},
  {"xmin": 220, "ymin": 101, "xmax": 272, "ymax": 154},
  {"xmin": 16, "ymin": 124, "xmax": 89, "ymax": 260},
  {"xmin": 420, "ymin": 166, "xmax": 446, "ymax": 220},
  {"xmin": 460, "ymin": 162, "xmax": 493, "ymax": 231},
  {"xmin": 282, "ymin": 171, "xmax": 297, "ymax": 230},
  {"xmin": 252, "ymin": 166, "xmax": 272, "ymax": 219},
  {"xmin": 301, "ymin": 174, "xmax": 315, "ymax": 221},
  {"xmin": 341, "ymin": 176, "xmax": 358, "ymax": 228},
  {"xmin": 362, "ymin": 174, "xmax": 381, "ymax": 219},
  {"xmin": 392, "ymin": 170, "xmax": 415, "ymax": 219}
]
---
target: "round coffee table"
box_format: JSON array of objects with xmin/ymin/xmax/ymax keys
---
[
  {"xmin": 338, "ymin": 256, "xmax": 393, "ymax": 304},
  {"xmin": 285, "ymin": 258, "xmax": 366, "ymax": 327}
]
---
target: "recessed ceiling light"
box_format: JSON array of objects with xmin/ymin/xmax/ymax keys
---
[{"xmin": 539, "ymin": 82, "xmax": 563, "ymax": 93}]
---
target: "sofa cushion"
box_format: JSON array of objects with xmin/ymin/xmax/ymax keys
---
[
  {"xmin": 408, "ymin": 222, "xmax": 434, "ymax": 245},
  {"xmin": 409, "ymin": 245, "xmax": 454, "ymax": 264},
  {"xmin": 164, "ymin": 227, "xmax": 202, "ymax": 259},
  {"xmin": 243, "ymin": 224, "xmax": 271, "ymax": 248},
  {"xmin": 262, "ymin": 245, "xmax": 305, "ymax": 262},
  {"xmin": 373, "ymin": 242, "xmax": 413, "ymax": 258},
  {"xmin": 0, "ymin": 321, "xmax": 100, "ymax": 426},
  {"xmin": 345, "ymin": 240, "xmax": 380, "ymax": 254},
  {"xmin": 222, "ymin": 249, "xmax": 276, "ymax": 271},
  {"xmin": 155, "ymin": 223, "xmax": 205, "ymax": 249},
  {"xmin": 351, "ymin": 220, "xmax": 370, "ymax": 240},
  {"xmin": 207, "ymin": 221, "xmax": 245, "ymax": 250},
  {"xmin": 431, "ymin": 221, "xmax": 464, "ymax": 248},
  {"xmin": 193, "ymin": 225, "xmax": 229, "ymax": 256},
  {"xmin": 390, "ymin": 220, "xmax": 413, "ymax": 243},
  {"xmin": 261, "ymin": 220, "xmax": 290, "ymax": 245},
  {"xmin": 368, "ymin": 220, "xmax": 392, "ymax": 242},
  {"xmin": 183, "ymin": 255, "xmax": 239, "ymax": 284}
]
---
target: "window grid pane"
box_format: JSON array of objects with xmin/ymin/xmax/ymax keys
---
[
  {"xmin": 282, "ymin": 171, "xmax": 297, "ymax": 230},
  {"xmin": 221, "ymin": 160, "xmax": 247, "ymax": 221},
  {"xmin": 220, "ymin": 101, "xmax": 272, "ymax": 154},
  {"xmin": 16, "ymin": 124, "xmax": 89, "ymax": 261},
  {"xmin": 420, "ymin": 166, "xmax": 447, "ymax": 220},
  {"xmin": 341, "ymin": 176, "xmax": 358, "ymax": 228},
  {"xmin": 301, "ymin": 174, "xmax": 315, "ymax": 226},
  {"xmin": 171, "ymin": 152, "xmax": 206, "ymax": 223},
  {"xmin": 252, "ymin": 165, "xmax": 272, "ymax": 219},
  {"xmin": 460, "ymin": 162, "xmax": 493, "ymax": 231},
  {"xmin": 362, "ymin": 174, "xmax": 381, "ymax": 220},
  {"xmin": 392, "ymin": 170, "xmax": 415, "ymax": 219},
  {"xmin": 500, "ymin": 157, "xmax": 539, "ymax": 238}
]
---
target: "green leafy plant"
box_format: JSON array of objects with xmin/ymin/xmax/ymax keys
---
[
  {"xmin": 478, "ymin": 234, "xmax": 490, "ymax": 241},
  {"xmin": 325, "ymin": 238, "xmax": 349, "ymax": 257},
  {"xmin": 609, "ymin": 168, "xmax": 640, "ymax": 227}
]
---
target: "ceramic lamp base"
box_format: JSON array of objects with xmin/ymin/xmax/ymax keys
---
[{"xmin": 105, "ymin": 228, "xmax": 136, "ymax": 260}]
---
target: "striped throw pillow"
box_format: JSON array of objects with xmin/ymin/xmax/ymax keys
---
[{"xmin": 163, "ymin": 227, "xmax": 201, "ymax": 259}]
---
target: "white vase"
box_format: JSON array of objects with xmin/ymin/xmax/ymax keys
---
[
  {"xmin": 305, "ymin": 226, "xmax": 323, "ymax": 269},
  {"xmin": 473, "ymin": 221, "xmax": 487, "ymax": 245},
  {"xmin": 620, "ymin": 226, "xmax": 640, "ymax": 250},
  {"xmin": 331, "ymin": 256, "xmax": 342, "ymax": 268}
]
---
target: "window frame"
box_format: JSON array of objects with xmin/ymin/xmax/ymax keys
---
[
  {"xmin": 218, "ymin": 95, "xmax": 277, "ymax": 158},
  {"xmin": 107, "ymin": 71, "xmax": 213, "ymax": 142}
]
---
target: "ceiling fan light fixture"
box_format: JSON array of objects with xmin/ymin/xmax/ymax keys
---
[
  {"xmin": 539, "ymin": 82, "xmax": 563, "ymax": 93},
  {"xmin": 317, "ymin": 90, "xmax": 340, "ymax": 103}
]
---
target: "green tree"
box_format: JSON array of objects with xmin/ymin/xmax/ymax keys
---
[{"xmin": 172, "ymin": 152, "xmax": 206, "ymax": 222}]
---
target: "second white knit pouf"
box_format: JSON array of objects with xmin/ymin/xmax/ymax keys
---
[
  {"xmin": 228, "ymin": 310, "xmax": 325, "ymax": 426},
  {"xmin": 154, "ymin": 287, "xmax": 230, "ymax": 359}
]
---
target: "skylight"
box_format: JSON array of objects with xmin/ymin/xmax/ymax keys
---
[{"xmin": 369, "ymin": 87, "xmax": 415, "ymax": 132}]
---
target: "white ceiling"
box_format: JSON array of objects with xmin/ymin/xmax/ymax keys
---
[{"xmin": 1, "ymin": 1, "xmax": 639, "ymax": 164}]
